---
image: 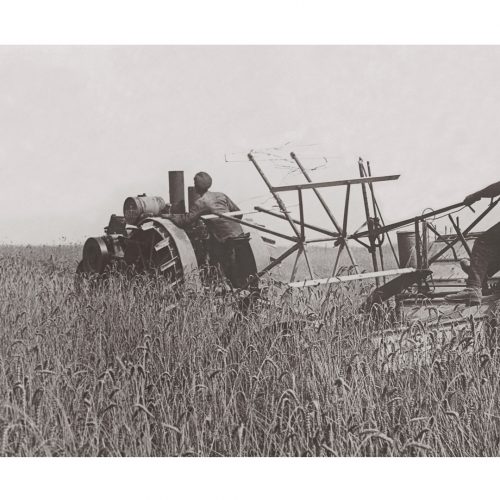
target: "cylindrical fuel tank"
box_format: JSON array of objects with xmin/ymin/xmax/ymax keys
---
[
  {"xmin": 397, "ymin": 231, "xmax": 417, "ymax": 267},
  {"xmin": 123, "ymin": 196, "xmax": 167, "ymax": 225}
]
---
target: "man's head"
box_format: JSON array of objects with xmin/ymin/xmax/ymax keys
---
[{"xmin": 194, "ymin": 172, "xmax": 212, "ymax": 195}]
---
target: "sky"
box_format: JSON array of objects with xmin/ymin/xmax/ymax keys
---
[{"xmin": 1, "ymin": 45, "xmax": 500, "ymax": 244}]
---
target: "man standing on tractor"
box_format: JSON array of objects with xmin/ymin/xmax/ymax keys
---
[
  {"xmin": 164, "ymin": 171, "xmax": 249, "ymax": 288},
  {"xmin": 445, "ymin": 180, "xmax": 500, "ymax": 305}
]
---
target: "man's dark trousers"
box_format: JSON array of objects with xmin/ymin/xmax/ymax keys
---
[{"xmin": 467, "ymin": 221, "xmax": 500, "ymax": 288}]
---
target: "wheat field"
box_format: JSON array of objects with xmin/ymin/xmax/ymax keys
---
[{"xmin": 1, "ymin": 244, "xmax": 500, "ymax": 457}]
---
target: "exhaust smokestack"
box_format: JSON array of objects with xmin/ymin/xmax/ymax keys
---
[{"xmin": 168, "ymin": 171, "xmax": 185, "ymax": 214}]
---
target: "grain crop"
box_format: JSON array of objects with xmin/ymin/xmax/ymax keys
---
[{"xmin": 1, "ymin": 244, "xmax": 499, "ymax": 456}]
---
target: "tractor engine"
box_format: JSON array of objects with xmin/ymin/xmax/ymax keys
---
[{"xmin": 77, "ymin": 171, "xmax": 271, "ymax": 288}]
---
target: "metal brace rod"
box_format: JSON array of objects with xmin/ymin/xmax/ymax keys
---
[
  {"xmin": 425, "ymin": 222, "xmax": 459, "ymax": 261},
  {"xmin": 415, "ymin": 219, "xmax": 422, "ymax": 270},
  {"xmin": 448, "ymin": 214, "xmax": 473, "ymax": 258},
  {"xmin": 428, "ymin": 197, "xmax": 500, "ymax": 264},
  {"xmin": 291, "ymin": 152, "xmax": 344, "ymax": 233},
  {"xmin": 365, "ymin": 160, "xmax": 387, "ymax": 283},
  {"xmin": 254, "ymin": 206, "xmax": 340, "ymax": 238},
  {"xmin": 202, "ymin": 213, "xmax": 298, "ymax": 243},
  {"xmin": 351, "ymin": 236, "xmax": 372, "ymax": 250},
  {"xmin": 248, "ymin": 153, "xmax": 301, "ymax": 239},
  {"xmin": 359, "ymin": 158, "xmax": 379, "ymax": 286},
  {"xmin": 298, "ymin": 188, "xmax": 305, "ymax": 241},
  {"xmin": 257, "ymin": 243, "xmax": 301, "ymax": 277},
  {"xmin": 366, "ymin": 160, "xmax": 399, "ymax": 269},
  {"xmin": 290, "ymin": 246, "xmax": 303, "ymax": 282},
  {"xmin": 296, "ymin": 187, "xmax": 314, "ymax": 279},
  {"xmin": 330, "ymin": 182, "xmax": 352, "ymax": 277},
  {"xmin": 352, "ymin": 201, "xmax": 466, "ymax": 239}
]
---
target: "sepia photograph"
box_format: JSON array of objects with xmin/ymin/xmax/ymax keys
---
[{"xmin": 1, "ymin": 1, "xmax": 500, "ymax": 498}]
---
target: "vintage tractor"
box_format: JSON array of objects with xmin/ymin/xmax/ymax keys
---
[{"xmin": 77, "ymin": 171, "xmax": 272, "ymax": 288}]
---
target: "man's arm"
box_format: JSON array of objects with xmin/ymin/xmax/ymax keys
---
[
  {"xmin": 165, "ymin": 198, "xmax": 209, "ymax": 227},
  {"xmin": 477, "ymin": 181, "xmax": 500, "ymax": 199},
  {"xmin": 464, "ymin": 181, "xmax": 500, "ymax": 205},
  {"xmin": 226, "ymin": 196, "xmax": 240, "ymax": 212},
  {"xmin": 225, "ymin": 195, "xmax": 242, "ymax": 219}
]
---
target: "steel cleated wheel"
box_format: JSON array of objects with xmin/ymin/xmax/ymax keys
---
[{"xmin": 123, "ymin": 218, "xmax": 199, "ymax": 286}]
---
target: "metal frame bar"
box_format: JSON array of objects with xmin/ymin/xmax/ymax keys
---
[
  {"xmin": 296, "ymin": 187, "xmax": 315, "ymax": 279},
  {"xmin": 289, "ymin": 267, "xmax": 417, "ymax": 289},
  {"xmin": 331, "ymin": 245, "xmax": 344, "ymax": 277},
  {"xmin": 306, "ymin": 237, "xmax": 338, "ymax": 244},
  {"xmin": 359, "ymin": 158, "xmax": 380, "ymax": 286},
  {"xmin": 371, "ymin": 190, "xmax": 401, "ymax": 267},
  {"xmin": 290, "ymin": 246, "xmax": 302, "ymax": 282},
  {"xmin": 364, "ymin": 161, "xmax": 385, "ymax": 279},
  {"xmin": 422, "ymin": 220, "xmax": 429, "ymax": 268},
  {"xmin": 342, "ymin": 183, "xmax": 351, "ymax": 238},
  {"xmin": 414, "ymin": 219, "xmax": 424, "ymax": 293},
  {"xmin": 415, "ymin": 219, "xmax": 422, "ymax": 270},
  {"xmin": 271, "ymin": 174, "xmax": 400, "ymax": 193},
  {"xmin": 298, "ymin": 188, "xmax": 305, "ymax": 241},
  {"xmin": 302, "ymin": 246, "xmax": 315, "ymax": 279}
]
